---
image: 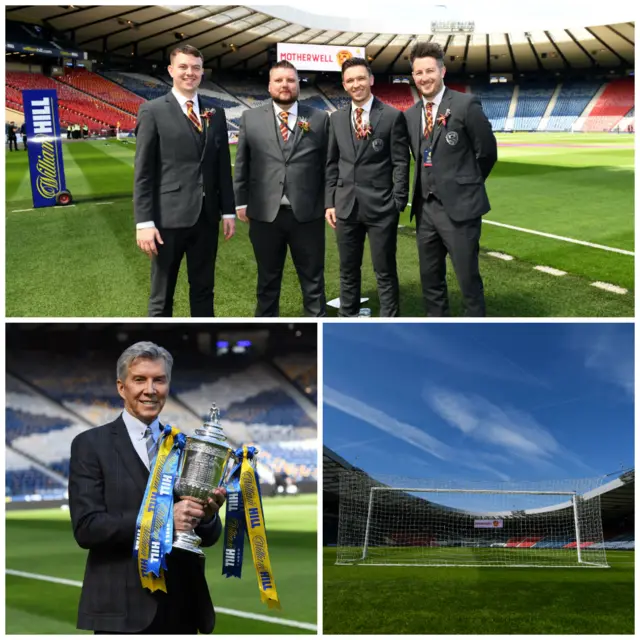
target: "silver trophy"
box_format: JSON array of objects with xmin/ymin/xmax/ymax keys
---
[{"xmin": 173, "ymin": 403, "xmax": 235, "ymax": 555}]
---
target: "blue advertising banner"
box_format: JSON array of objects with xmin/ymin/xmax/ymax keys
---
[{"xmin": 22, "ymin": 89, "xmax": 68, "ymax": 208}]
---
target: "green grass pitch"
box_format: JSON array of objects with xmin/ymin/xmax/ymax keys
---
[
  {"xmin": 323, "ymin": 547, "xmax": 634, "ymax": 634},
  {"xmin": 5, "ymin": 133, "xmax": 633, "ymax": 317},
  {"xmin": 5, "ymin": 494, "xmax": 316, "ymax": 634}
]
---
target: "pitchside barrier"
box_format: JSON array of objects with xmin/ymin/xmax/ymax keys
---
[{"xmin": 22, "ymin": 89, "xmax": 73, "ymax": 207}]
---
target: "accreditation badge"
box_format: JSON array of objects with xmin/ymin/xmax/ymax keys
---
[{"xmin": 423, "ymin": 147, "xmax": 433, "ymax": 167}]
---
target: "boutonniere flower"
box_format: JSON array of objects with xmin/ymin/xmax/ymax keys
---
[
  {"xmin": 297, "ymin": 117, "xmax": 311, "ymax": 133},
  {"xmin": 201, "ymin": 108, "xmax": 216, "ymax": 130},
  {"xmin": 357, "ymin": 123, "xmax": 373, "ymax": 140},
  {"xmin": 437, "ymin": 109, "xmax": 451, "ymax": 127}
]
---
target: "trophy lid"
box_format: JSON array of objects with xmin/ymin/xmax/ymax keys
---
[{"xmin": 192, "ymin": 403, "xmax": 232, "ymax": 451}]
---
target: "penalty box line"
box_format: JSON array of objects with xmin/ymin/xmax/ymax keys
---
[
  {"xmin": 5, "ymin": 569, "xmax": 317, "ymax": 631},
  {"xmin": 404, "ymin": 205, "xmax": 633, "ymax": 256}
]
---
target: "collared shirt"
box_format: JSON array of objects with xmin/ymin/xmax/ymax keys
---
[
  {"xmin": 122, "ymin": 409, "xmax": 161, "ymax": 470},
  {"xmin": 137, "ymin": 87, "xmax": 234, "ymax": 229},
  {"xmin": 421, "ymin": 83, "xmax": 447, "ymax": 134},
  {"xmin": 351, "ymin": 94, "xmax": 375, "ymax": 131},
  {"xmin": 236, "ymin": 100, "xmax": 300, "ymax": 211}
]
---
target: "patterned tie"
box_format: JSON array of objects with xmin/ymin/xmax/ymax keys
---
[
  {"xmin": 354, "ymin": 107, "xmax": 364, "ymax": 139},
  {"xmin": 185, "ymin": 100, "xmax": 202, "ymax": 133},
  {"xmin": 144, "ymin": 426, "xmax": 157, "ymax": 469},
  {"xmin": 278, "ymin": 111, "xmax": 289, "ymax": 141},
  {"xmin": 424, "ymin": 101, "xmax": 434, "ymax": 139}
]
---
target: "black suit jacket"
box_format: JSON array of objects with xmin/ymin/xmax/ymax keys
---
[
  {"xmin": 405, "ymin": 87, "xmax": 497, "ymax": 222},
  {"xmin": 133, "ymin": 92, "xmax": 235, "ymax": 229},
  {"xmin": 325, "ymin": 97, "xmax": 410, "ymax": 220},
  {"xmin": 69, "ymin": 416, "xmax": 222, "ymax": 633}
]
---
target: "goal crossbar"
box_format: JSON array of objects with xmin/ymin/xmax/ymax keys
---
[{"xmin": 370, "ymin": 488, "xmax": 577, "ymax": 496}]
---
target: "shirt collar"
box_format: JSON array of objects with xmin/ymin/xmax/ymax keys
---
[
  {"xmin": 273, "ymin": 100, "xmax": 298, "ymax": 118},
  {"xmin": 352, "ymin": 94, "xmax": 374, "ymax": 114},
  {"xmin": 422, "ymin": 83, "xmax": 446, "ymax": 110},
  {"xmin": 122, "ymin": 409, "xmax": 161, "ymax": 442},
  {"xmin": 172, "ymin": 87, "xmax": 199, "ymax": 110}
]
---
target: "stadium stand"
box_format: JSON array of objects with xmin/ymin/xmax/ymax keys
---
[
  {"xmin": 546, "ymin": 80, "xmax": 601, "ymax": 131},
  {"xmin": 372, "ymin": 82, "xmax": 414, "ymax": 111},
  {"xmin": 470, "ymin": 83, "xmax": 513, "ymax": 131},
  {"xmin": 582, "ymin": 77, "xmax": 635, "ymax": 132},
  {"xmin": 513, "ymin": 81, "xmax": 555, "ymax": 131},
  {"xmin": 100, "ymin": 71, "xmax": 171, "ymax": 101}
]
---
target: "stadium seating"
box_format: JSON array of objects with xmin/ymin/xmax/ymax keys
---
[
  {"xmin": 6, "ymin": 71, "xmax": 136, "ymax": 130},
  {"xmin": 513, "ymin": 81, "xmax": 555, "ymax": 130},
  {"xmin": 101, "ymin": 71, "xmax": 170, "ymax": 101},
  {"xmin": 582, "ymin": 77, "xmax": 634, "ymax": 132},
  {"xmin": 470, "ymin": 83, "xmax": 513, "ymax": 131},
  {"xmin": 371, "ymin": 83, "xmax": 414, "ymax": 111},
  {"xmin": 546, "ymin": 80, "xmax": 601, "ymax": 131}
]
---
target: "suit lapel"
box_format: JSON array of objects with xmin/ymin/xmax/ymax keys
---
[
  {"xmin": 112, "ymin": 415, "xmax": 149, "ymax": 494},
  {"xmin": 166, "ymin": 92, "xmax": 200, "ymax": 157},
  {"xmin": 287, "ymin": 103, "xmax": 306, "ymax": 159},
  {"xmin": 411, "ymin": 101, "xmax": 423, "ymax": 158},
  {"xmin": 199, "ymin": 95, "xmax": 209, "ymax": 163},
  {"xmin": 431, "ymin": 88, "xmax": 452, "ymax": 152},
  {"xmin": 356, "ymin": 98, "xmax": 382, "ymax": 162}
]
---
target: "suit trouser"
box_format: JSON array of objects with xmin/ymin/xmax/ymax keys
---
[
  {"xmin": 8, "ymin": 136, "xmax": 17, "ymax": 151},
  {"xmin": 249, "ymin": 205, "xmax": 326, "ymax": 317},
  {"xmin": 148, "ymin": 204, "xmax": 219, "ymax": 317},
  {"xmin": 416, "ymin": 194, "xmax": 485, "ymax": 317},
  {"xmin": 335, "ymin": 202, "xmax": 400, "ymax": 317}
]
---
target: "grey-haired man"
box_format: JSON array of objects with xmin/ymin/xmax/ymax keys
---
[{"xmin": 69, "ymin": 341, "xmax": 226, "ymax": 634}]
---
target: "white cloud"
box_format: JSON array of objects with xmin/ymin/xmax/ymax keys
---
[{"xmin": 582, "ymin": 329, "xmax": 634, "ymax": 398}]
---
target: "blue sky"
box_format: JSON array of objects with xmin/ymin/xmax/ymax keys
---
[{"xmin": 324, "ymin": 323, "xmax": 634, "ymax": 493}]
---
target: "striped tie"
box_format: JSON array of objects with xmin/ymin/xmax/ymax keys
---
[
  {"xmin": 186, "ymin": 100, "xmax": 202, "ymax": 133},
  {"xmin": 279, "ymin": 111, "xmax": 289, "ymax": 141},
  {"xmin": 144, "ymin": 426, "xmax": 157, "ymax": 469},
  {"xmin": 354, "ymin": 107, "xmax": 364, "ymax": 139},
  {"xmin": 424, "ymin": 101, "xmax": 434, "ymax": 138}
]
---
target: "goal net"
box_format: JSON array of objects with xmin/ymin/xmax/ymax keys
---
[{"xmin": 336, "ymin": 473, "xmax": 608, "ymax": 568}]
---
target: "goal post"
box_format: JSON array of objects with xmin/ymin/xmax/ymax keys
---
[{"xmin": 337, "ymin": 473, "xmax": 609, "ymax": 568}]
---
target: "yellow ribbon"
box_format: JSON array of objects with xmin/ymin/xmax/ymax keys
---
[
  {"xmin": 137, "ymin": 426, "xmax": 181, "ymax": 593},
  {"xmin": 240, "ymin": 445, "xmax": 281, "ymax": 609}
]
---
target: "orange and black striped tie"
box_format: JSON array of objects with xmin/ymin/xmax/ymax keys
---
[
  {"xmin": 279, "ymin": 111, "xmax": 289, "ymax": 141},
  {"xmin": 186, "ymin": 100, "xmax": 202, "ymax": 133},
  {"xmin": 424, "ymin": 101, "xmax": 434, "ymax": 138},
  {"xmin": 354, "ymin": 107, "xmax": 364, "ymax": 138}
]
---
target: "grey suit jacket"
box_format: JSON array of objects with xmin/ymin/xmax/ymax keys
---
[
  {"xmin": 405, "ymin": 87, "xmax": 497, "ymax": 222},
  {"xmin": 325, "ymin": 97, "xmax": 410, "ymax": 221},
  {"xmin": 133, "ymin": 92, "xmax": 235, "ymax": 229},
  {"xmin": 234, "ymin": 101, "xmax": 329, "ymax": 223}
]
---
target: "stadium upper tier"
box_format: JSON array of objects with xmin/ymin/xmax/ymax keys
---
[{"xmin": 5, "ymin": 69, "xmax": 634, "ymax": 133}]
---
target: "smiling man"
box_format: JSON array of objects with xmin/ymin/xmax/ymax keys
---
[
  {"xmin": 405, "ymin": 42, "xmax": 497, "ymax": 317},
  {"xmin": 325, "ymin": 57, "xmax": 409, "ymax": 317},
  {"xmin": 69, "ymin": 341, "xmax": 226, "ymax": 634},
  {"xmin": 134, "ymin": 45, "xmax": 236, "ymax": 317}
]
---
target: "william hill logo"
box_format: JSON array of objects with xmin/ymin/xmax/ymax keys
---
[{"xmin": 29, "ymin": 97, "xmax": 61, "ymax": 199}]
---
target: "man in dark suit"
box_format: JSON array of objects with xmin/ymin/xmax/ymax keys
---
[
  {"xmin": 134, "ymin": 45, "xmax": 236, "ymax": 317},
  {"xmin": 234, "ymin": 60, "xmax": 329, "ymax": 317},
  {"xmin": 405, "ymin": 42, "xmax": 497, "ymax": 317},
  {"xmin": 325, "ymin": 57, "xmax": 409, "ymax": 317},
  {"xmin": 69, "ymin": 341, "xmax": 226, "ymax": 634}
]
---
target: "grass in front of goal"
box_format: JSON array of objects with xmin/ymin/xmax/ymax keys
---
[
  {"xmin": 323, "ymin": 547, "xmax": 634, "ymax": 634},
  {"xmin": 5, "ymin": 494, "xmax": 317, "ymax": 634},
  {"xmin": 5, "ymin": 133, "xmax": 633, "ymax": 317}
]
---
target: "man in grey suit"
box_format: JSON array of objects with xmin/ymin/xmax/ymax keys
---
[
  {"xmin": 134, "ymin": 45, "xmax": 236, "ymax": 317},
  {"xmin": 234, "ymin": 60, "xmax": 329, "ymax": 317},
  {"xmin": 405, "ymin": 42, "xmax": 497, "ymax": 317},
  {"xmin": 325, "ymin": 57, "xmax": 409, "ymax": 317}
]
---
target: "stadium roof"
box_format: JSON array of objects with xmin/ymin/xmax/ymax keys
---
[{"xmin": 7, "ymin": 5, "xmax": 634, "ymax": 74}]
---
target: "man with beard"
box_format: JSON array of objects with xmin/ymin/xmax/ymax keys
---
[
  {"xmin": 325, "ymin": 57, "xmax": 409, "ymax": 317},
  {"xmin": 234, "ymin": 60, "xmax": 329, "ymax": 317},
  {"xmin": 405, "ymin": 42, "xmax": 497, "ymax": 317},
  {"xmin": 134, "ymin": 45, "xmax": 235, "ymax": 317}
]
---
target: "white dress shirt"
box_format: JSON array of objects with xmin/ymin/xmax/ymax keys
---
[
  {"xmin": 351, "ymin": 94, "xmax": 375, "ymax": 131},
  {"xmin": 236, "ymin": 100, "xmax": 299, "ymax": 210},
  {"xmin": 420, "ymin": 83, "xmax": 447, "ymax": 134},
  {"xmin": 137, "ymin": 87, "xmax": 233, "ymax": 229},
  {"xmin": 122, "ymin": 409, "xmax": 161, "ymax": 470}
]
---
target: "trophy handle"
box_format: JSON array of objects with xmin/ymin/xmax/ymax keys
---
[{"xmin": 219, "ymin": 449, "xmax": 237, "ymax": 488}]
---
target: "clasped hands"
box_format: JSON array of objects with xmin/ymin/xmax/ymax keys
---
[{"xmin": 173, "ymin": 487, "xmax": 227, "ymax": 532}]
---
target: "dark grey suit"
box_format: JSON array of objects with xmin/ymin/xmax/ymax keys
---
[
  {"xmin": 69, "ymin": 416, "xmax": 221, "ymax": 633},
  {"xmin": 326, "ymin": 97, "xmax": 410, "ymax": 317},
  {"xmin": 234, "ymin": 101, "xmax": 328, "ymax": 317},
  {"xmin": 406, "ymin": 87, "xmax": 497, "ymax": 317},
  {"xmin": 134, "ymin": 92, "xmax": 235, "ymax": 317}
]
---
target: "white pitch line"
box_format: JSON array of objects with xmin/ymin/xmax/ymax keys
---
[
  {"xmin": 94, "ymin": 202, "xmax": 114, "ymax": 205},
  {"xmin": 591, "ymin": 282, "xmax": 628, "ymax": 295},
  {"xmin": 534, "ymin": 265, "xmax": 567, "ymax": 276},
  {"xmin": 11, "ymin": 208, "xmax": 34, "ymax": 213},
  {"xmin": 6, "ymin": 569, "xmax": 317, "ymax": 631},
  {"xmin": 54, "ymin": 204, "xmax": 76, "ymax": 208},
  {"xmin": 483, "ymin": 220, "xmax": 634, "ymax": 256},
  {"xmin": 487, "ymin": 251, "xmax": 514, "ymax": 261}
]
